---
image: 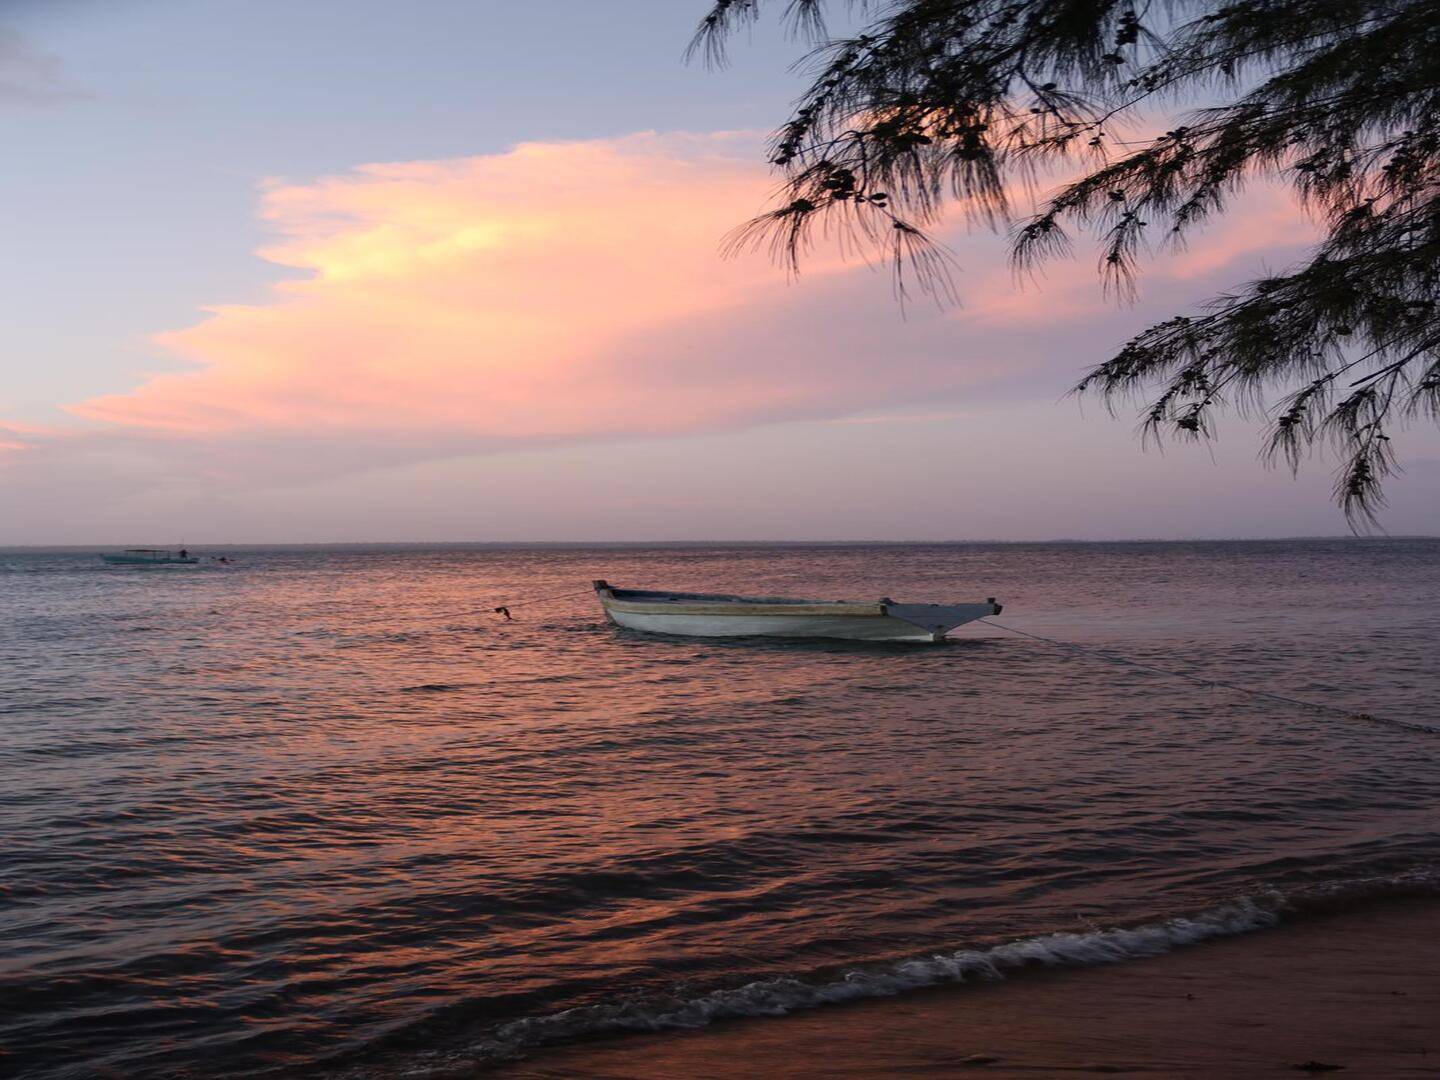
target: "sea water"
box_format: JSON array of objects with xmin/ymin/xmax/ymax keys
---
[{"xmin": 2, "ymin": 540, "xmax": 1438, "ymax": 1077}]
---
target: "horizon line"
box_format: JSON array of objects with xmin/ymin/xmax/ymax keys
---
[{"xmin": 4, "ymin": 535, "xmax": 1437, "ymax": 551}]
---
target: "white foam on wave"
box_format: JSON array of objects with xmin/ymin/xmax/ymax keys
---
[{"xmin": 484, "ymin": 898, "xmax": 1279, "ymax": 1055}]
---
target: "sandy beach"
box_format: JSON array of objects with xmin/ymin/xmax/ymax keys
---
[{"xmin": 500, "ymin": 899, "xmax": 1440, "ymax": 1079}]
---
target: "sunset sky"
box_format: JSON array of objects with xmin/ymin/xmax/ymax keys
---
[{"xmin": 5, "ymin": 0, "xmax": 1438, "ymax": 543}]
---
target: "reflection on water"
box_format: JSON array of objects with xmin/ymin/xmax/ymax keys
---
[{"xmin": 1, "ymin": 541, "xmax": 1438, "ymax": 1078}]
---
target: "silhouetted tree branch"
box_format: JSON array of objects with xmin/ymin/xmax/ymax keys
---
[{"xmin": 694, "ymin": 0, "xmax": 1440, "ymax": 528}]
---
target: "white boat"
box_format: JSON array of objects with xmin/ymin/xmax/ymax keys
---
[{"xmin": 593, "ymin": 580, "xmax": 1001, "ymax": 643}]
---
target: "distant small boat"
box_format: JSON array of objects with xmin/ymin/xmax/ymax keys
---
[
  {"xmin": 593, "ymin": 580, "xmax": 1001, "ymax": 643},
  {"xmin": 100, "ymin": 549, "xmax": 199, "ymax": 566}
]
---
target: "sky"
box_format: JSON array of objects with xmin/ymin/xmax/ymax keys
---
[{"xmin": 3, "ymin": 0, "xmax": 1437, "ymax": 543}]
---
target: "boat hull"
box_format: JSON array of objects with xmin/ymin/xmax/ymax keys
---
[
  {"xmin": 605, "ymin": 608, "xmax": 947, "ymax": 642},
  {"xmin": 594, "ymin": 583, "xmax": 999, "ymax": 643}
]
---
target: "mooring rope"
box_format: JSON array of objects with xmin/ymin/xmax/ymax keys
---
[
  {"xmin": 466, "ymin": 592, "xmax": 1435, "ymax": 735},
  {"xmin": 977, "ymin": 619, "xmax": 1440, "ymax": 736},
  {"xmin": 482, "ymin": 587, "xmax": 592, "ymax": 621}
]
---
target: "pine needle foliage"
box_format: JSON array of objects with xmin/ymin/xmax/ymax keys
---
[{"xmin": 692, "ymin": 0, "xmax": 1440, "ymax": 526}]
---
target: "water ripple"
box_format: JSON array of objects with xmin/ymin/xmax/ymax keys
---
[{"xmin": 1, "ymin": 540, "xmax": 1437, "ymax": 1078}]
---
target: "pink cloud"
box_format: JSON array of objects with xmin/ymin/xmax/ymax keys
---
[
  {"xmin": 0, "ymin": 420, "xmax": 52, "ymax": 457},
  {"xmin": 27, "ymin": 132, "xmax": 1326, "ymax": 497},
  {"xmin": 75, "ymin": 132, "xmax": 940, "ymax": 444}
]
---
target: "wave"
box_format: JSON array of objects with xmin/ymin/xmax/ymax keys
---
[
  {"xmin": 346, "ymin": 865, "xmax": 1440, "ymax": 1079},
  {"xmin": 484, "ymin": 900, "xmax": 1275, "ymax": 1053}
]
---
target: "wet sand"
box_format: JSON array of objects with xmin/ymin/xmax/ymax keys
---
[{"xmin": 499, "ymin": 900, "xmax": 1440, "ymax": 1078}]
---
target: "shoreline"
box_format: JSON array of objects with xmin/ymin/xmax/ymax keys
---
[{"xmin": 496, "ymin": 898, "xmax": 1440, "ymax": 1078}]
